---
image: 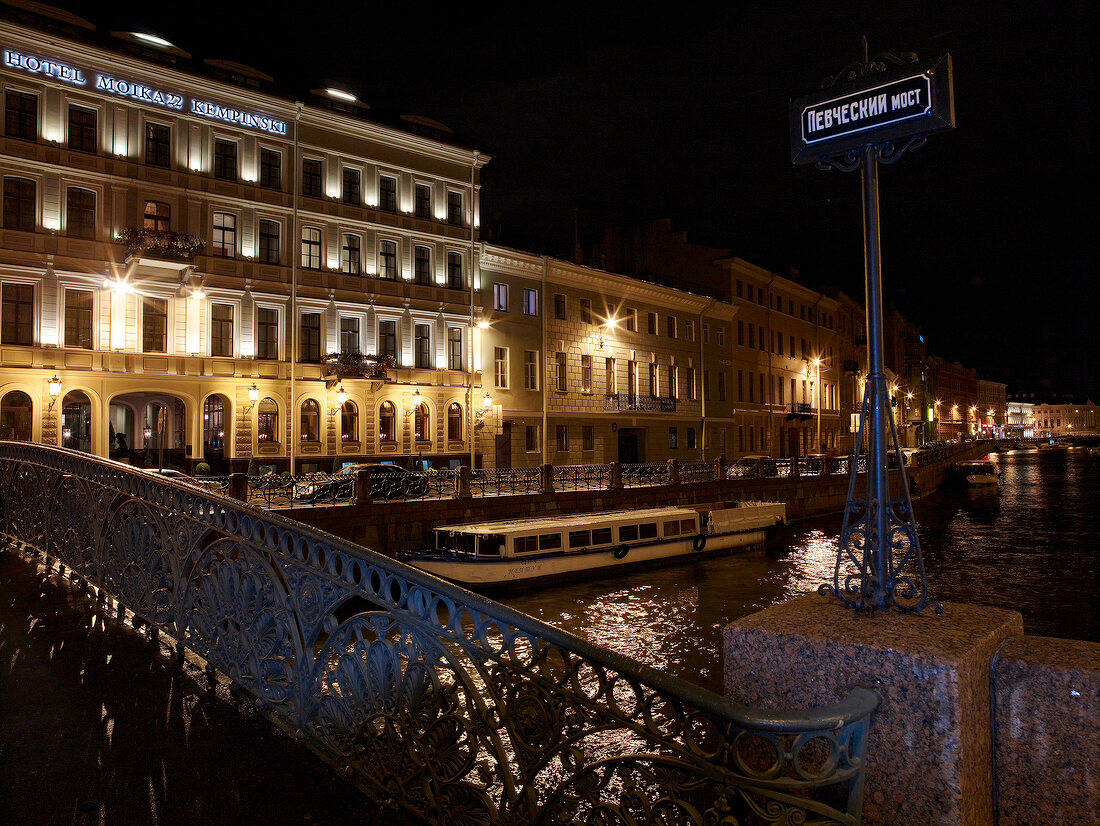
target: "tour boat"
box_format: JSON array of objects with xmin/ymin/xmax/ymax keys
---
[
  {"xmin": 955, "ymin": 460, "xmax": 999, "ymax": 488},
  {"xmin": 405, "ymin": 502, "xmax": 786, "ymax": 587}
]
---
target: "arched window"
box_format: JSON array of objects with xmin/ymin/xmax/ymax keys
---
[
  {"xmin": 203, "ymin": 395, "xmax": 225, "ymax": 450},
  {"xmin": 340, "ymin": 400, "xmax": 358, "ymax": 442},
  {"xmin": 447, "ymin": 402, "xmax": 462, "ymax": 441},
  {"xmin": 0, "ymin": 390, "xmax": 32, "ymax": 441},
  {"xmin": 379, "ymin": 401, "xmax": 396, "ymax": 442},
  {"xmin": 300, "ymin": 399, "xmax": 320, "ymax": 442},
  {"xmin": 414, "ymin": 403, "xmax": 429, "ymax": 442},
  {"xmin": 257, "ymin": 398, "xmax": 279, "ymax": 442}
]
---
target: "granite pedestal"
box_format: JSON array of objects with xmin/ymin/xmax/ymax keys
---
[{"xmin": 724, "ymin": 593, "xmax": 1022, "ymax": 826}]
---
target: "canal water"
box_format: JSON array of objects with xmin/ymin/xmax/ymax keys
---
[{"xmin": 499, "ymin": 446, "xmax": 1100, "ymax": 695}]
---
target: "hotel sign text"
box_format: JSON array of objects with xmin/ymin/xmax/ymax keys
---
[
  {"xmin": 4, "ymin": 48, "xmax": 287, "ymax": 136},
  {"xmin": 789, "ymin": 54, "xmax": 954, "ymax": 165}
]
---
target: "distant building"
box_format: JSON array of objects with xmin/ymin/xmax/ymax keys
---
[
  {"xmin": 1031, "ymin": 400, "xmax": 1098, "ymax": 437},
  {"xmin": 1005, "ymin": 401, "xmax": 1035, "ymax": 439}
]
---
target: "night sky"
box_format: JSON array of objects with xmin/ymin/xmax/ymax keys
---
[{"xmin": 55, "ymin": 2, "xmax": 1098, "ymax": 399}]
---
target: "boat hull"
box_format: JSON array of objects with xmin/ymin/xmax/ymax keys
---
[{"xmin": 411, "ymin": 529, "xmax": 769, "ymax": 587}]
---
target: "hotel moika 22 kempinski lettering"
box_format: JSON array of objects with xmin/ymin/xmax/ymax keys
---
[{"xmin": 4, "ymin": 48, "xmax": 288, "ymax": 135}]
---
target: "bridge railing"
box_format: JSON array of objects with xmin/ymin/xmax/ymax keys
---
[{"xmin": 0, "ymin": 443, "xmax": 877, "ymax": 825}]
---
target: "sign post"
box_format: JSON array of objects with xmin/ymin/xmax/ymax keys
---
[{"xmin": 791, "ymin": 43, "xmax": 954, "ymax": 614}]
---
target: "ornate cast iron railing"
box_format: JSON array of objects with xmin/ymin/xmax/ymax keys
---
[
  {"xmin": 678, "ymin": 460, "xmax": 721, "ymax": 484},
  {"xmin": 604, "ymin": 393, "xmax": 678, "ymax": 413},
  {"xmin": 0, "ymin": 443, "xmax": 878, "ymax": 825},
  {"xmin": 621, "ymin": 462, "xmax": 670, "ymax": 488},
  {"xmin": 553, "ymin": 463, "xmax": 612, "ymax": 491},
  {"xmin": 470, "ymin": 466, "xmax": 542, "ymax": 497}
]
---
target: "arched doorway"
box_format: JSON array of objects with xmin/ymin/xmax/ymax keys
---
[
  {"xmin": 61, "ymin": 390, "xmax": 92, "ymax": 453},
  {"xmin": 0, "ymin": 390, "xmax": 32, "ymax": 441},
  {"xmin": 203, "ymin": 394, "xmax": 229, "ymax": 473},
  {"xmin": 110, "ymin": 392, "xmax": 189, "ymax": 470}
]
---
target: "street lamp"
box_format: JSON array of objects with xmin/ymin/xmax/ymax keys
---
[
  {"xmin": 804, "ymin": 358, "xmax": 822, "ymax": 453},
  {"xmin": 47, "ymin": 375, "xmax": 61, "ymax": 412}
]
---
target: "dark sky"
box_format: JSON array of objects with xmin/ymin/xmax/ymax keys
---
[{"xmin": 56, "ymin": 2, "xmax": 1098, "ymax": 399}]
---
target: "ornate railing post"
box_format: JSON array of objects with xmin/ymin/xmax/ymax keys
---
[
  {"xmin": 229, "ymin": 472, "xmax": 248, "ymax": 502},
  {"xmin": 668, "ymin": 458, "xmax": 680, "ymax": 484},
  {"xmin": 455, "ymin": 465, "xmax": 471, "ymax": 499},
  {"xmin": 355, "ymin": 468, "xmax": 372, "ymax": 504},
  {"xmin": 539, "ymin": 463, "xmax": 554, "ymax": 494},
  {"xmin": 610, "ymin": 461, "xmax": 623, "ymax": 489}
]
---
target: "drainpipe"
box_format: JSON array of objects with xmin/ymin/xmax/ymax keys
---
[
  {"xmin": 541, "ymin": 256, "xmax": 548, "ymax": 465},
  {"xmin": 765, "ymin": 274, "xmax": 776, "ymax": 452},
  {"xmin": 468, "ymin": 152, "xmax": 478, "ymax": 469},
  {"xmin": 699, "ymin": 298, "xmax": 714, "ymax": 460},
  {"xmin": 289, "ymin": 102, "xmax": 303, "ymax": 475}
]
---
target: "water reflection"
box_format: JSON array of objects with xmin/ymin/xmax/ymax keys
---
[{"xmin": 502, "ymin": 448, "xmax": 1100, "ymax": 694}]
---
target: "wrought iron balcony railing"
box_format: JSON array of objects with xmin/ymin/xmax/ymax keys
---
[
  {"xmin": 117, "ymin": 228, "xmax": 204, "ymax": 261},
  {"xmin": 604, "ymin": 393, "xmax": 677, "ymax": 412}
]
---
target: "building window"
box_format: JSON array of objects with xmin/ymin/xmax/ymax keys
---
[
  {"xmin": 64, "ymin": 289, "xmax": 93, "ymax": 349},
  {"xmin": 759, "ymin": 325, "xmax": 766, "ymax": 351},
  {"xmin": 341, "ymin": 401, "xmax": 358, "ymax": 442},
  {"xmin": 494, "ymin": 347, "xmax": 508, "ymax": 389},
  {"xmin": 687, "ymin": 427, "xmax": 696, "ymax": 449},
  {"xmin": 605, "ymin": 357, "xmax": 616, "ymax": 395},
  {"xmin": 414, "ymin": 246, "xmax": 431, "ymax": 284},
  {"xmin": 669, "ymin": 427, "xmax": 678, "ymax": 449},
  {"xmin": 738, "ymin": 370, "xmax": 744, "ymax": 401},
  {"xmin": 378, "ymin": 240, "xmax": 397, "ymax": 280},
  {"xmin": 524, "ymin": 350, "xmax": 538, "ymax": 390},
  {"xmin": 581, "ymin": 355, "xmax": 592, "ymax": 392},
  {"xmin": 668, "ymin": 365, "xmax": 678, "ymax": 398},
  {"xmin": 67, "ymin": 105, "xmax": 96, "ymax": 152},
  {"xmin": 203, "ymin": 395, "xmax": 224, "ymax": 451},
  {"xmin": 379, "ymin": 175, "xmax": 397, "ymax": 212},
  {"xmin": 300, "ymin": 227, "xmax": 321, "ymax": 270},
  {"xmin": 647, "ymin": 312, "xmax": 657, "ymax": 335},
  {"xmin": 447, "ymin": 190, "xmax": 463, "ymax": 225},
  {"xmin": 5, "ymin": 90, "xmax": 37, "ymax": 140},
  {"xmin": 259, "ymin": 148, "xmax": 281, "ymax": 189},
  {"xmin": 257, "ymin": 307, "xmax": 279, "ymax": 359},
  {"xmin": 627, "ymin": 361, "xmax": 638, "ymax": 397},
  {"xmin": 300, "ymin": 312, "xmax": 321, "ymax": 363},
  {"xmin": 415, "ymin": 183, "xmax": 431, "ymax": 218},
  {"xmin": 214, "ymin": 139, "xmax": 237, "ymax": 180},
  {"xmin": 300, "ymin": 399, "xmax": 320, "ymax": 442},
  {"xmin": 1, "ymin": 283, "xmax": 34, "ymax": 345},
  {"xmin": 582, "ymin": 425, "xmax": 594, "ymax": 452},
  {"xmin": 65, "ymin": 188, "xmax": 95, "ymax": 239},
  {"xmin": 717, "ymin": 372, "xmax": 726, "ymax": 401},
  {"xmin": 212, "ymin": 212, "xmax": 236, "ymax": 257},
  {"xmin": 447, "ymin": 402, "xmax": 462, "ymax": 440},
  {"xmin": 144, "ymin": 200, "xmax": 170, "ymax": 232},
  {"xmin": 685, "ymin": 320, "xmax": 695, "ymax": 341},
  {"xmin": 447, "ymin": 327, "xmax": 463, "ymax": 370},
  {"xmin": 378, "ymin": 320, "xmax": 397, "ymax": 361},
  {"xmin": 415, "ymin": 323, "xmax": 432, "ymax": 368},
  {"xmin": 379, "ymin": 401, "xmax": 396, "ymax": 441},
  {"xmin": 341, "ymin": 234, "xmax": 361, "ymax": 275},
  {"xmin": 554, "ymin": 294, "xmax": 566, "ymax": 320},
  {"xmin": 413, "ymin": 404, "xmax": 429, "ymax": 442},
  {"xmin": 580, "ymin": 298, "xmax": 592, "ymax": 324},
  {"xmin": 525, "ymin": 425, "xmax": 540, "ymax": 452},
  {"xmin": 523, "ymin": 288, "xmax": 539, "ymax": 316},
  {"xmin": 686, "ymin": 367, "xmax": 696, "ymax": 400},
  {"xmin": 703, "ymin": 370, "xmax": 710, "ymax": 401},
  {"xmin": 717, "ymin": 326, "xmax": 725, "ymax": 346},
  {"xmin": 258, "ymin": 219, "xmax": 280, "ymax": 264},
  {"xmin": 342, "ymin": 168, "xmax": 360, "ymax": 205},
  {"xmin": 257, "ymin": 398, "xmax": 279, "ymax": 442},
  {"xmin": 302, "ymin": 158, "xmax": 322, "ymax": 198},
  {"xmin": 145, "ymin": 122, "xmax": 170, "ymax": 167},
  {"xmin": 624, "ymin": 309, "xmax": 636, "ymax": 332},
  {"xmin": 211, "ymin": 303, "xmax": 234, "ymax": 357},
  {"xmin": 556, "ymin": 425, "xmax": 568, "ymax": 452},
  {"xmin": 3, "ymin": 177, "xmax": 35, "ymax": 232},
  {"xmin": 446, "ymin": 252, "xmax": 463, "ymax": 289},
  {"xmin": 493, "ymin": 283, "xmax": 509, "ymax": 312},
  {"xmin": 142, "ymin": 296, "xmax": 167, "ymax": 353},
  {"xmin": 339, "ymin": 316, "xmax": 360, "ymax": 354},
  {"xmin": 666, "ymin": 315, "xmax": 677, "ymax": 338}
]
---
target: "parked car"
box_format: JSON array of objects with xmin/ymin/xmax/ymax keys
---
[{"xmin": 295, "ymin": 463, "xmax": 429, "ymax": 503}]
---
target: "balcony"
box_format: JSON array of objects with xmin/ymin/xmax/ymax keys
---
[
  {"xmin": 118, "ymin": 228, "xmax": 203, "ymax": 262},
  {"xmin": 604, "ymin": 393, "xmax": 677, "ymax": 413},
  {"xmin": 323, "ymin": 352, "xmax": 395, "ymax": 380},
  {"xmin": 786, "ymin": 402, "xmax": 813, "ymax": 421}
]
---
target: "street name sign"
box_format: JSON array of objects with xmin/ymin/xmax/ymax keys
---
[{"xmin": 790, "ymin": 54, "xmax": 954, "ymax": 165}]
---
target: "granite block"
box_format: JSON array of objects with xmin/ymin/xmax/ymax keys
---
[
  {"xmin": 723, "ymin": 592, "xmax": 1023, "ymax": 826},
  {"xmin": 993, "ymin": 635, "xmax": 1100, "ymax": 826}
]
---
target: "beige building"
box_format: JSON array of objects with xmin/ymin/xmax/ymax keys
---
[{"xmin": 1032, "ymin": 401, "xmax": 1099, "ymax": 437}]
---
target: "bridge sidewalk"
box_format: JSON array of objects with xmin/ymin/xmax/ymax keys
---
[{"xmin": 0, "ymin": 552, "xmax": 388, "ymax": 826}]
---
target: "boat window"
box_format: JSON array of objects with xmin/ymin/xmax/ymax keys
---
[
  {"xmin": 664, "ymin": 520, "xmax": 682, "ymax": 537},
  {"xmin": 539, "ymin": 533, "xmax": 562, "ymax": 550},
  {"xmin": 639, "ymin": 522, "xmax": 658, "ymax": 540},
  {"xmin": 619, "ymin": 525, "xmax": 639, "ymax": 542},
  {"xmin": 592, "ymin": 527, "xmax": 613, "ymax": 545},
  {"xmin": 478, "ymin": 534, "xmax": 503, "ymax": 556},
  {"xmin": 515, "ymin": 535, "xmax": 539, "ymax": 554},
  {"xmin": 681, "ymin": 518, "xmax": 697, "ymax": 533},
  {"xmin": 568, "ymin": 530, "xmax": 590, "ymax": 548}
]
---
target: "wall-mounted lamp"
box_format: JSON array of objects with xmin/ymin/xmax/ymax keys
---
[
  {"xmin": 475, "ymin": 391, "xmax": 494, "ymax": 426},
  {"xmin": 404, "ymin": 388, "xmax": 423, "ymax": 420},
  {"xmin": 329, "ymin": 384, "xmax": 347, "ymax": 415},
  {"xmin": 244, "ymin": 383, "xmax": 259, "ymax": 413},
  {"xmin": 47, "ymin": 375, "xmax": 61, "ymax": 412}
]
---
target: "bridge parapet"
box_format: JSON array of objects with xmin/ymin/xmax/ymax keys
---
[{"xmin": 0, "ymin": 442, "xmax": 877, "ymax": 825}]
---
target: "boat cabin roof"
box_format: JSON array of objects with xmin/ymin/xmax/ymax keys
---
[{"xmin": 434, "ymin": 506, "xmax": 700, "ymax": 537}]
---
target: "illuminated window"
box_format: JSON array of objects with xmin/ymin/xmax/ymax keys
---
[
  {"xmin": 555, "ymin": 352, "xmax": 567, "ymax": 392},
  {"xmin": 214, "ymin": 138, "xmax": 237, "ymax": 180},
  {"xmin": 447, "ymin": 327, "xmax": 463, "ymax": 370},
  {"xmin": 258, "ymin": 219, "xmax": 280, "ymax": 264},
  {"xmin": 257, "ymin": 399, "xmax": 278, "ymax": 442},
  {"xmin": 447, "ymin": 190, "xmax": 463, "ymax": 225},
  {"xmin": 300, "ymin": 227, "xmax": 321, "ymax": 269},
  {"xmin": 414, "ymin": 246, "xmax": 431, "ymax": 284},
  {"xmin": 493, "ymin": 283, "xmax": 509, "ymax": 312},
  {"xmin": 378, "ymin": 320, "xmax": 396, "ymax": 360},
  {"xmin": 415, "ymin": 183, "xmax": 431, "ymax": 218},
  {"xmin": 143, "ymin": 200, "xmax": 170, "ymax": 232},
  {"xmin": 341, "ymin": 234, "xmax": 361, "ymax": 274},
  {"xmin": 302, "ymin": 158, "xmax": 322, "ymax": 197},
  {"xmin": 342, "ymin": 167, "xmax": 360, "ymax": 205},
  {"xmin": 2, "ymin": 177, "xmax": 35, "ymax": 231},
  {"xmin": 61, "ymin": 188, "xmax": 94, "ymax": 239},
  {"xmin": 667, "ymin": 365, "xmax": 678, "ymax": 399},
  {"xmin": 211, "ymin": 303, "xmax": 234, "ymax": 357},
  {"xmin": 142, "ymin": 296, "xmax": 167, "ymax": 353},
  {"xmin": 378, "ymin": 240, "xmax": 397, "ymax": 280},
  {"xmin": 339, "ymin": 316, "xmax": 360, "ymax": 354},
  {"xmin": 64, "ymin": 289, "xmax": 93, "ymax": 349},
  {"xmin": 67, "ymin": 105, "xmax": 96, "ymax": 152},
  {"xmin": 145, "ymin": 122, "xmax": 170, "ymax": 167},
  {"xmin": 212, "ymin": 212, "xmax": 236, "ymax": 257},
  {"xmin": 257, "ymin": 308, "xmax": 279, "ymax": 359},
  {"xmin": 494, "ymin": 347, "xmax": 508, "ymax": 389},
  {"xmin": 414, "ymin": 323, "xmax": 431, "ymax": 368},
  {"xmin": 446, "ymin": 252, "xmax": 463, "ymax": 289},
  {"xmin": 524, "ymin": 350, "xmax": 538, "ymax": 390},
  {"xmin": 447, "ymin": 402, "xmax": 462, "ymax": 440},
  {"xmin": 1, "ymin": 283, "xmax": 34, "ymax": 345},
  {"xmin": 300, "ymin": 399, "xmax": 320, "ymax": 442},
  {"xmin": 413, "ymin": 403, "xmax": 429, "ymax": 441},
  {"xmin": 379, "ymin": 175, "xmax": 397, "ymax": 212},
  {"xmin": 341, "ymin": 401, "xmax": 358, "ymax": 442},
  {"xmin": 5, "ymin": 91, "xmax": 37, "ymax": 140},
  {"xmin": 299, "ymin": 312, "xmax": 321, "ymax": 363},
  {"xmin": 379, "ymin": 401, "xmax": 396, "ymax": 441},
  {"xmin": 581, "ymin": 355, "xmax": 592, "ymax": 392},
  {"xmin": 523, "ymin": 288, "xmax": 538, "ymax": 316}
]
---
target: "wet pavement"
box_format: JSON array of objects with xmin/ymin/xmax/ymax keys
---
[{"xmin": 0, "ymin": 551, "xmax": 391, "ymax": 826}]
